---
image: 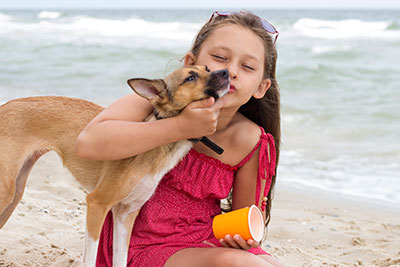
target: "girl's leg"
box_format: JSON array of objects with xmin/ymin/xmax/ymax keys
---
[
  {"xmin": 164, "ymin": 247, "xmax": 283, "ymax": 267},
  {"xmin": 258, "ymin": 254, "xmax": 286, "ymax": 267}
]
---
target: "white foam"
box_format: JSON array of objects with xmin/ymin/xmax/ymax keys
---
[
  {"xmin": 38, "ymin": 11, "xmax": 61, "ymax": 19},
  {"xmin": 311, "ymin": 45, "xmax": 351, "ymax": 54},
  {"xmin": 293, "ymin": 18, "xmax": 400, "ymax": 40},
  {"xmin": 69, "ymin": 16, "xmax": 199, "ymax": 40},
  {"xmin": 0, "ymin": 15, "xmax": 201, "ymax": 44},
  {"xmin": 0, "ymin": 12, "xmax": 11, "ymax": 22},
  {"xmin": 279, "ymin": 150, "xmax": 400, "ymax": 205},
  {"xmin": 282, "ymin": 114, "xmax": 308, "ymax": 123}
]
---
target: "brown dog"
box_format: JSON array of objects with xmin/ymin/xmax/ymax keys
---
[{"xmin": 0, "ymin": 65, "xmax": 229, "ymax": 266}]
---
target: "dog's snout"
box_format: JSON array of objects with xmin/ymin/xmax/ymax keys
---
[{"xmin": 206, "ymin": 68, "xmax": 230, "ymax": 100}]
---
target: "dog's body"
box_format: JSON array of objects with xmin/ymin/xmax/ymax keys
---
[{"xmin": 0, "ymin": 66, "xmax": 229, "ymax": 266}]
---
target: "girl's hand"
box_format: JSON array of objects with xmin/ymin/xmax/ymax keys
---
[
  {"xmin": 176, "ymin": 97, "xmax": 224, "ymax": 139},
  {"xmin": 219, "ymin": 234, "xmax": 260, "ymax": 250}
]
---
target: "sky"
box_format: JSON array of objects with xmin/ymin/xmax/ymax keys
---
[{"xmin": 1, "ymin": 0, "xmax": 400, "ymax": 10}]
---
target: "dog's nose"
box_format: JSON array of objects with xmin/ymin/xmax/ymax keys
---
[
  {"xmin": 214, "ymin": 69, "xmax": 229, "ymax": 79},
  {"xmin": 220, "ymin": 69, "xmax": 229, "ymax": 78}
]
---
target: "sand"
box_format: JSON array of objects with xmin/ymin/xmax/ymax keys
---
[
  {"xmin": 267, "ymin": 186, "xmax": 400, "ymax": 266},
  {"xmin": 0, "ymin": 152, "xmax": 399, "ymax": 267}
]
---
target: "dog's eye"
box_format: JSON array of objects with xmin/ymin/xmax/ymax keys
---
[
  {"xmin": 205, "ymin": 66, "xmax": 210, "ymax": 72},
  {"xmin": 184, "ymin": 75, "xmax": 196, "ymax": 82}
]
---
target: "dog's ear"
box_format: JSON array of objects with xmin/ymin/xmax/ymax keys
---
[{"xmin": 127, "ymin": 79, "xmax": 167, "ymax": 100}]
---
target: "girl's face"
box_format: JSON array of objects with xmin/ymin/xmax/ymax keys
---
[{"xmin": 185, "ymin": 24, "xmax": 271, "ymax": 109}]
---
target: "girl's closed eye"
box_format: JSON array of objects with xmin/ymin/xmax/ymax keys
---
[
  {"xmin": 211, "ymin": 54, "xmax": 227, "ymax": 61},
  {"xmin": 243, "ymin": 64, "xmax": 255, "ymax": 71}
]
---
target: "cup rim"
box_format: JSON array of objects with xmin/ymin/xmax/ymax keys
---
[{"xmin": 248, "ymin": 205, "xmax": 265, "ymax": 242}]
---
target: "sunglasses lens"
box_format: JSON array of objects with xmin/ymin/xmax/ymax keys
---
[
  {"xmin": 216, "ymin": 11, "xmax": 234, "ymax": 16},
  {"xmin": 210, "ymin": 11, "xmax": 278, "ymax": 43},
  {"xmin": 260, "ymin": 19, "xmax": 276, "ymax": 33}
]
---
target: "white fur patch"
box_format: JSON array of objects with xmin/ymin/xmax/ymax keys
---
[
  {"xmin": 112, "ymin": 211, "xmax": 129, "ymax": 267},
  {"xmin": 120, "ymin": 141, "xmax": 192, "ymax": 214},
  {"xmin": 218, "ymin": 84, "xmax": 230, "ymax": 98},
  {"xmin": 83, "ymin": 230, "xmax": 99, "ymax": 267}
]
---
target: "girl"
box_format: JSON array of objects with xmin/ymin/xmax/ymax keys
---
[{"xmin": 75, "ymin": 11, "xmax": 283, "ymax": 267}]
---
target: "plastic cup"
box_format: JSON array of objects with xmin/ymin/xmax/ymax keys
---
[{"xmin": 212, "ymin": 205, "xmax": 264, "ymax": 242}]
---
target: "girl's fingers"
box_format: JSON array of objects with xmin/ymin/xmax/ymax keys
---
[
  {"xmin": 223, "ymin": 235, "xmax": 241, "ymax": 249},
  {"xmin": 219, "ymin": 239, "xmax": 229, "ymax": 248},
  {"xmin": 219, "ymin": 235, "xmax": 259, "ymax": 250},
  {"xmin": 247, "ymin": 238, "xmax": 260, "ymax": 248},
  {"xmin": 233, "ymin": 234, "xmax": 251, "ymax": 250},
  {"xmin": 188, "ymin": 97, "xmax": 214, "ymax": 109}
]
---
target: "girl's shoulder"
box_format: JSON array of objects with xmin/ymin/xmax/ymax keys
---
[
  {"xmin": 193, "ymin": 113, "xmax": 263, "ymax": 167},
  {"xmin": 228, "ymin": 113, "xmax": 264, "ymax": 154}
]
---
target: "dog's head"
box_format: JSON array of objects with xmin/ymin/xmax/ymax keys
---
[{"xmin": 127, "ymin": 65, "xmax": 230, "ymax": 119}]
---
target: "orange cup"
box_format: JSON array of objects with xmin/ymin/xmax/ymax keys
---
[{"xmin": 212, "ymin": 205, "xmax": 264, "ymax": 242}]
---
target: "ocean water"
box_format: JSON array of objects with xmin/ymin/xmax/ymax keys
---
[{"xmin": 1, "ymin": 9, "xmax": 399, "ymax": 207}]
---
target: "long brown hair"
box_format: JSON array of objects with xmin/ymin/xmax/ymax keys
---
[{"xmin": 190, "ymin": 11, "xmax": 281, "ymax": 230}]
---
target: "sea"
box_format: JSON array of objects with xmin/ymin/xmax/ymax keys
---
[{"xmin": 0, "ymin": 9, "xmax": 399, "ymax": 208}]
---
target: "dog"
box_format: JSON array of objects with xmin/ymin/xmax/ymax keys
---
[{"xmin": 0, "ymin": 65, "xmax": 229, "ymax": 267}]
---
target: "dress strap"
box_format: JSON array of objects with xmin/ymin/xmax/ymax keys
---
[
  {"xmin": 234, "ymin": 128, "xmax": 265, "ymax": 169},
  {"xmin": 256, "ymin": 129, "xmax": 276, "ymax": 211}
]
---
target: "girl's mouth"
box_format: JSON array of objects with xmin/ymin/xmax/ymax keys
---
[{"xmin": 229, "ymin": 85, "xmax": 237, "ymax": 93}]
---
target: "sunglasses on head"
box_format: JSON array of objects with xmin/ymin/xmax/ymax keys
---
[{"xmin": 208, "ymin": 11, "xmax": 279, "ymax": 44}]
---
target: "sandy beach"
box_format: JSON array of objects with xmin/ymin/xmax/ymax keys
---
[
  {"xmin": 0, "ymin": 152, "xmax": 399, "ymax": 267},
  {"xmin": 268, "ymin": 186, "xmax": 400, "ymax": 266}
]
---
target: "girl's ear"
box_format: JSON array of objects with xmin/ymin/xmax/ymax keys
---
[
  {"xmin": 253, "ymin": 78, "xmax": 271, "ymax": 99},
  {"xmin": 184, "ymin": 52, "xmax": 195, "ymax": 67}
]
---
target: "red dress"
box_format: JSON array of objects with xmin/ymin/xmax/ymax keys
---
[{"xmin": 96, "ymin": 128, "xmax": 276, "ymax": 267}]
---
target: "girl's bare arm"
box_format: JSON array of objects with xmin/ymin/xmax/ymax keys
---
[
  {"xmin": 75, "ymin": 93, "xmax": 223, "ymax": 160},
  {"xmin": 231, "ymin": 124, "xmax": 267, "ymax": 222}
]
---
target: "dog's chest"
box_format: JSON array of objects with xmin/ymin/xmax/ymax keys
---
[{"xmin": 120, "ymin": 141, "xmax": 192, "ymax": 210}]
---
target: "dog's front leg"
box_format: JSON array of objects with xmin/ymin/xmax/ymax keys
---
[
  {"xmin": 83, "ymin": 226, "xmax": 100, "ymax": 267},
  {"xmin": 112, "ymin": 204, "xmax": 140, "ymax": 267},
  {"xmin": 83, "ymin": 194, "xmax": 112, "ymax": 267}
]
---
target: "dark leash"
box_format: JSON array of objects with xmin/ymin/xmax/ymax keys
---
[{"xmin": 188, "ymin": 137, "xmax": 224, "ymax": 155}]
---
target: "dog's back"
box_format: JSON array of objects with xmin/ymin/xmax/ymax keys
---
[
  {"xmin": 0, "ymin": 96, "xmax": 103, "ymax": 141},
  {"xmin": 0, "ymin": 96, "xmax": 105, "ymax": 228}
]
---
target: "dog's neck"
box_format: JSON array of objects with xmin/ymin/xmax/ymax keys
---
[
  {"xmin": 153, "ymin": 107, "xmax": 181, "ymax": 120},
  {"xmin": 153, "ymin": 109, "xmax": 164, "ymax": 120}
]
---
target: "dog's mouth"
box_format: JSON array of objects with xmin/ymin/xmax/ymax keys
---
[{"xmin": 205, "ymin": 69, "xmax": 230, "ymax": 100}]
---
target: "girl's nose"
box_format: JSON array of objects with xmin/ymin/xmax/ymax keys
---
[{"xmin": 228, "ymin": 65, "xmax": 238, "ymax": 80}]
